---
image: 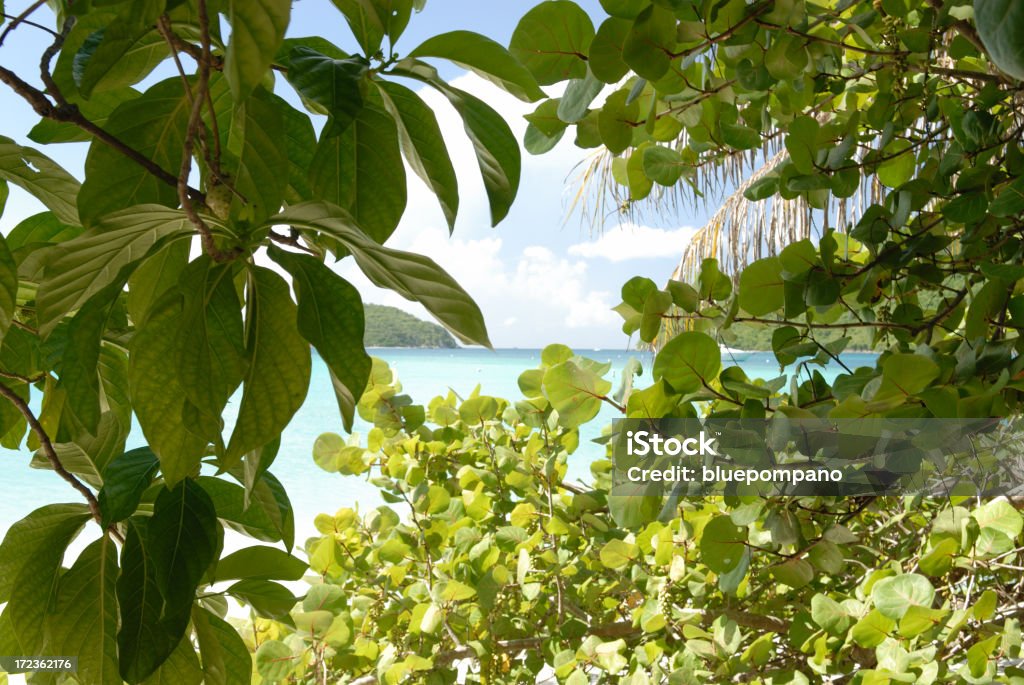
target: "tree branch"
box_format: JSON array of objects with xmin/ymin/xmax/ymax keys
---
[
  {"xmin": 0, "ymin": 19, "xmax": 206, "ymax": 200},
  {"xmin": 0, "ymin": 381, "xmax": 123, "ymax": 543},
  {"xmin": 269, "ymin": 230, "xmax": 320, "ymax": 256},
  {"xmin": 177, "ymin": 0, "xmax": 239, "ymax": 263}
]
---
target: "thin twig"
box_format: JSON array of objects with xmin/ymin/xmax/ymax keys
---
[
  {"xmin": 0, "ymin": 382, "xmax": 124, "ymax": 543},
  {"xmin": 269, "ymin": 230, "xmax": 320, "ymax": 256},
  {"xmin": 0, "ymin": 12, "xmax": 58, "ymax": 38},
  {"xmin": 0, "ymin": 0, "xmax": 48, "ymax": 47},
  {"xmin": 178, "ymin": 0, "xmax": 238, "ymax": 262},
  {"xmin": 0, "ymin": 61, "xmax": 204, "ymax": 198},
  {"xmin": 0, "ymin": 370, "xmax": 47, "ymax": 384}
]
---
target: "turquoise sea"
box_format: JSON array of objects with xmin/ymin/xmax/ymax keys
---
[{"xmin": 0, "ymin": 348, "xmax": 879, "ymax": 541}]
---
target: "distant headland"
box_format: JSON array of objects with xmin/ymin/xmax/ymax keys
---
[{"xmin": 364, "ymin": 304, "xmax": 457, "ymax": 349}]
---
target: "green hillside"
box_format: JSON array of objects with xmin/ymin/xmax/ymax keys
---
[{"xmin": 364, "ymin": 304, "xmax": 457, "ymax": 348}]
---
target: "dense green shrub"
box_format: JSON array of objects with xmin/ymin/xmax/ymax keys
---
[
  {"xmin": 252, "ymin": 352, "xmax": 1024, "ymax": 684},
  {"xmin": 1, "ymin": 0, "xmax": 1023, "ymax": 683}
]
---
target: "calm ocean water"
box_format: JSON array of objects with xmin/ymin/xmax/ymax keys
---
[{"xmin": 0, "ymin": 348, "xmax": 879, "ymax": 540}]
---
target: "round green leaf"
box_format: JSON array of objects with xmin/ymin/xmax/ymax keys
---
[
  {"xmin": 510, "ymin": 1, "xmax": 594, "ymax": 85},
  {"xmin": 771, "ymin": 558, "xmax": 814, "ymax": 588},
  {"xmin": 871, "ymin": 573, "xmax": 935, "ymax": 620},
  {"xmin": 642, "ymin": 145, "xmax": 685, "ymax": 186},
  {"xmin": 699, "ymin": 516, "xmax": 747, "ymax": 574},
  {"xmin": 738, "ymin": 257, "xmax": 785, "ymax": 316},
  {"xmin": 599, "ymin": 539, "xmax": 639, "ymax": 569},
  {"xmin": 590, "ymin": 18, "xmax": 631, "ymax": 83},
  {"xmin": 255, "ymin": 640, "xmax": 294, "ymax": 683},
  {"xmin": 975, "ymin": 0, "xmax": 1024, "ymax": 80},
  {"xmin": 877, "ymin": 140, "xmax": 915, "ymax": 188},
  {"xmin": 973, "ymin": 497, "xmax": 1024, "ymax": 538},
  {"xmin": 622, "ymin": 5, "xmax": 676, "ymax": 80},
  {"xmin": 653, "ymin": 331, "xmax": 722, "ymax": 394}
]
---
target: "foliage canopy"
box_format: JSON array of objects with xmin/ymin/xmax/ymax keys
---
[
  {"xmin": 0, "ymin": 0, "xmax": 532, "ymax": 682},
  {"xmin": 0, "ymin": 0, "xmax": 1023, "ymax": 684}
]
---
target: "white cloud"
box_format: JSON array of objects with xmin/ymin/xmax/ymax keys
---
[
  {"xmin": 568, "ymin": 223, "xmax": 697, "ymax": 263},
  {"xmin": 341, "ymin": 226, "xmax": 618, "ymax": 343}
]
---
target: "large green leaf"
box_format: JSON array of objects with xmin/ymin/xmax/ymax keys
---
[
  {"xmin": 77, "ymin": 79, "xmax": 191, "ymax": 225},
  {"xmin": 37, "ymin": 205, "xmax": 192, "ymax": 336},
  {"xmin": 643, "ymin": 145, "xmax": 685, "ymax": 186},
  {"xmin": 558, "ymin": 68, "xmax": 604, "ymax": 123},
  {"xmin": 875, "ymin": 354, "xmax": 940, "ymax": 399},
  {"xmin": 975, "ymin": 0, "xmax": 1024, "ymax": 80},
  {"xmin": 30, "ymin": 440, "xmax": 103, "ymax": 489},
  {"xmin": 197, "ymin": 476, "xmax": 289, "ymax": 545},
  {"xmin": 376, "ymin": 80, "xmax": 459, "ymax": 231},
  {"xmin": 254, "ymin": 640, "xmax": 295, "ymax": 683},
  {"xmin": 433, "ymin": 82, "xmax": 520, "ymax": 226},
  {"xmin": 129, "ymin": 293, "xmax": 210, "ymax": 486},
  {"xmin": 225, "ymin": 88, "xmax": 289, "ymax": 222},
  {"xmin": 98, "ymin": 447, "xmax": 160, "ymax": 526},
  {"xmin": 653, "ymin": 332, "xmax": 722, "ymax": 394},
  {"xmin": 284, "ymin": 47, "xmax": 367, "ymax": 135},
  {"xmin": 408, "ymin": 30, "xmax": 544, "ymax": 102},
  {"xmin": 394, "ymin": 61, "xmax": 521, "ymax": 225},
  {"xmin": 375, "ymin": 0, "xmax": 416, "ymax": 41},
  {"xmin": 140, "ymin": 632, "xmax": 203, "ymax": 685},
  {"xmin": 46, "ymin": 537, "xmax": 120, "ymax": 685},
  {"xmin": 0, "ymin": 504, "xmax": 90, "ymax": 605},
  {"xmin": 590, "ymin": 17, "xmax": 631, "ymax": 83},
  {"xmin": 148, "ymin": 481, "xmax": 219, "ymax": 631},
  {"xmin": 74, "ymin": 23, "xmax": 167, "ymax": 97},
  {"xmin": 272, "ymin": 202, "xmax": 491, "ymax": 347},
  {"xmin": 210, "ymin": 545, "xmax": 308, "ymax": 583},
  {"xmin": 58, "ymin": 277, "xmax": 125, "ymax": 432},
  {"xmin": 0, "ymin": 136, "xmax": 81, "ymax": 225},
  {"xmin": 973, "ymin": 497, "xmax": 1024, "ymax": 538},
  {"xmin": 226, "ymin": 580, "xmax": 297, "ymax": 620},
  {"xmin": 224, "ymin": 464, "xmax": 294, "ymax": 551},
  {"xmin": 309, "ymin": 101, "xmax": 406, "ymax": 243},
  {"xmin": 269, "ymin": 247, "xmax": 371, "ymax": 432},
  {"xmin": 7, "ymin": 507, "xmax": 92, "ymax": 653},
  {"xmin": 280, "ymin": 97, "xmax": 317, "ymax": 203},
  {"xmin": 510, "ymin": 0, "xmax": 594, "ymax": 85},
  {"xmin": 192, "ymin": 606, "xmax": 253, "ymax": 685},
  {"xmin": 224, "ymin": 267, "xmax": 312, "ymax": 467},
  {"xmin": 329, "ymin": 0, "xmax": 385, "ymax": 55},
  {"xmin": 126, "ymin": 239, "xmax": 189, "ymax": 326},
  {"xmin": 175, "ymin": 258, "xmax": 246, "ymax": 435},
  {"xmin": 0, "ymin": 234, "xmax": 16, "ymax": 345},
  {"xmin": 226, "ymin": 0, "xmax": 291, "ymax": 100},
  {"xmin": 117, "ymin": 519, "xmax": 180, "ymax": 684}
]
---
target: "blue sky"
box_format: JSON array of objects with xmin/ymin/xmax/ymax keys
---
[{"xmin": 0, "ymin": 0, "xmax": 712, "ymax": 349}]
